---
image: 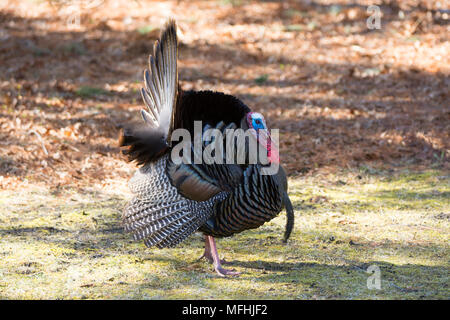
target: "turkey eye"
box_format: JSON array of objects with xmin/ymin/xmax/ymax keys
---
[{"xmin": 255, "ymin": 119, "xmax": 261, "ymax": 124}]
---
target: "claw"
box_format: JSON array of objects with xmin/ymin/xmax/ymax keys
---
[
  {"xmin": 214, "ymin": 265, "xmax": 241, "ymax": 277},
  {"xmin": 198, "ymin": 253, "xmax": 229, "ymax": 265},
  {"xmin": 201, "ymin": 235, "xmax": 240, "ymax": 277}
]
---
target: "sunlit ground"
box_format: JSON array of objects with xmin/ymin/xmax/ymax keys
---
[
  {"xmin": 0, "ymin": 0, "xmax": 448, "ymax": 300},
  {"xmin": 1, "ymin": 168, "xmax": 448, "ymax": 299}
]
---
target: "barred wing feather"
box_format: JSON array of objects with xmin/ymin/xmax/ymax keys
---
[{"xmin": 122, "ymin": 155, "xmax": 226, "ymax": 248}]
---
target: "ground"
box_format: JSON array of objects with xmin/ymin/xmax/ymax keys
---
[{"xmin": 0, "ymin": 0, "xmax": 449, "ymax": 299}]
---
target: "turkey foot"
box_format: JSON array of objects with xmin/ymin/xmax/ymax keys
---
[
  {"xmin": 202, "ymin": 235, "xmax": 240, "ymax": 277},
  {"xmin": 198, "ymin": 236, "xmax": 230, "ymax": 265}
]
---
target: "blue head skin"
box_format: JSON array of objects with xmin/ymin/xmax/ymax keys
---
[
  {"xmin": 247, "ymin": 112, "xmax": 267, "ymax": 131},
  {"xmin": 246, "ymin": 112, "xmax": 279, "ymax": 164}
]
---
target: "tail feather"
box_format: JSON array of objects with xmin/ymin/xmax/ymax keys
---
[
  {"xmin": 141, "ymin": 19, "xmax": 178, "ymax": 140},
  {"xmin": 119, "ymin": 19, "xmax": 178, "ymax": 165},
  {"xmin": 119, "ymin": 125, "xmax": 167, "ymax": 165},
  {"xmin": 282, "ymin": 192, "xmax": 294, "ymax": 243}
]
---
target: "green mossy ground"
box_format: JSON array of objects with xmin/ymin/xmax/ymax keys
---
[{"xmin": 0, "ymin": 169, "xmax": 448, "ymax": 299}]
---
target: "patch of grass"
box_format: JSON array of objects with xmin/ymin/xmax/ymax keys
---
[
  {"xmin": 0, "ymin": 169, "xmax": 448, "ymax": 299},
  {"xmin": 32, "ymin": 46, "xmax": 51, "ymax": 56},
  {"xmin": 284, "ymin": 24, "xmax": 304, "ymax": 32},
  {"xmin": 284, "ymin": 9, "xmax": 308, "ymax": 18},
  {"xmin": 329, "ymin": 5, "xmax": 342, "ymax": 16},
  {"xmin": 219, "ymin": 0, "xmax": 244, "ymax": 7},
  {"xmin": 75, "ymin": 86, "xmax": 110, "ymax": 98},
  {"xmin": 137, "ymin": 25, "xmax": 156, "ymax": 35},
  {"xmin": 63, "ymin": 42, "xmax": 87, "ymax": 55},
  {"xmin": 254, "ymin": 74, "xmax": 269, "ymax": 85}
]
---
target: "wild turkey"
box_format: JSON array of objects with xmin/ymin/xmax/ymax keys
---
[{"xmin": 119, "ymin": 19, "xmax": 294, "ymax": 276}]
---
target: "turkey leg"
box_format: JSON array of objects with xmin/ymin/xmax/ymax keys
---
[{"xmin": 200, "ymin": 235, "xmax": 240, "ymax": 277}]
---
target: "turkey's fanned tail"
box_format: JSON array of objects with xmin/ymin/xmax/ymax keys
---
[
  {"xmin": 140, "ymin": 19, "xmax": 178, "ymax": 143},
  {"xmin": 119, "ymin": 19, "xmax": 178, "ymax": 165}
]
